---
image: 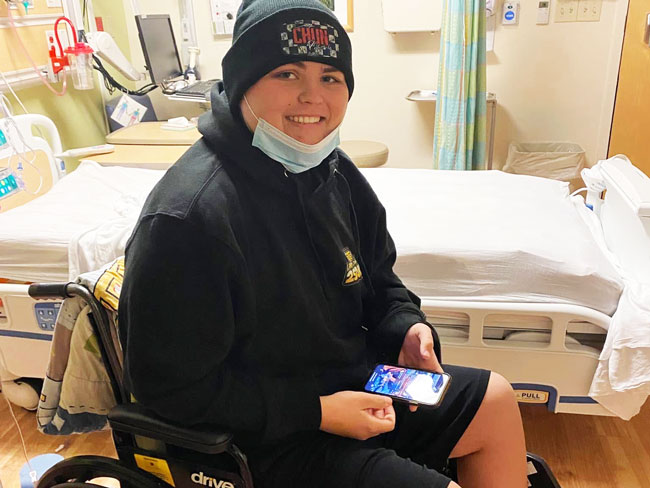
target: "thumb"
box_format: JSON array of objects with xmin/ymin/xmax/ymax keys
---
[{"xmin": 364, "ymin": 393, "xmax": 393, "ymax": 408}]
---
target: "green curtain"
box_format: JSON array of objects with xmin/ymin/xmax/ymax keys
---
[{"xmin": 433, "ymin": 0, "xmax": 487, "ymax": 170}]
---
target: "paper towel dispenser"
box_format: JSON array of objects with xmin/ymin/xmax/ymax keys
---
[{"xmin": 381, "ymin": 0, "xmax": 443, "ymax": 33}]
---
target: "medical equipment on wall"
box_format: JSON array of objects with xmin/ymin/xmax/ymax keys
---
[
  {"xmin": 179, "ymin": 0, "xmax": 200, "ymax": 68},
  {"xmin": 48, "ymin": 16, "xmax": 95, "ymax": 90},
  {"xmin": 210, "ymin": 0, "xmax": 241, "ymax": 35},
  {"xmin": 3, "ymin": 4, "xmax": 68, "ymax": 96},
  {"xmin": 84, "ymin": 31, "xmax": 143, "ymax": 81},
  {"xmin": 68, "ymin": 0, "xmax": 156, "ymax": 97},
  {"xmin": 502, "ymin": 1, "xmax": 520, "ymax": 25},
  {"xmin": 536, "ymin": 1, "xmax": 551, "ymax": 25}
]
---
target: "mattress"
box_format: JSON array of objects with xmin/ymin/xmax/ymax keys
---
[
  {"xmin": 360, "ymin": 168, "xmax": 624, "ymax": 316},
  {"xmin": 0, "ymin": 161, "xmax": 164, "ymax": 282},
  {"xmin": 0, "ymin": 163, "xmax": 624, "ymax": 317}
]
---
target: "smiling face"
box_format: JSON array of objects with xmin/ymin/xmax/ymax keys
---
[{"xmin": 240, "ymin": 61, "xmax": 349, "ymax": 145}]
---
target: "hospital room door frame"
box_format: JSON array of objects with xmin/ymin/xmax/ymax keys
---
[{"xmin": 608, "ymin": 0, "xmax": 650, "ymax": 176}]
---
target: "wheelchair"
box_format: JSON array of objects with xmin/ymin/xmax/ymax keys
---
[
  {"xmin": 29, "ymin": 282, "xmax": 253, "ymax": 488},
  {"xmin": 28, "ymin": 283, "xmax": 562, "ymax": 488}
]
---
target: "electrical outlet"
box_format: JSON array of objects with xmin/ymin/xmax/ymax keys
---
[
  {"xmin": 555, "ymin": 0, "xmax": 578, "ymax": 22},
  {"xmin": 46, "ymin": 0, "xmax": 63, "ymax": 6},
  {"xmin": 577, "ymin": 0, "xmax": 601, "ymax": 22}
]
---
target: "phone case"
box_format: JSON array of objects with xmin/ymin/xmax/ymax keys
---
[{"xmin": 363, "ymin": 363, "xmax": 452, "ymax": 408}]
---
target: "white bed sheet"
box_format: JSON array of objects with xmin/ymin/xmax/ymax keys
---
[
  {"xmin": 0, "ymin": 163, "xmax": 624, "ymax": 317},
  {"xmin": 360, "ymin": 168, "xmax": 624, "ymax": 316},
  {"xmin": 0, "ymin": 161, "xmax": 164, "ymax": 282}
]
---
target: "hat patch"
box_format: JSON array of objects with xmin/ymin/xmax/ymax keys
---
[{"xmin": 281, "ymin": 20, "xmax": 339, "ymax": 58}]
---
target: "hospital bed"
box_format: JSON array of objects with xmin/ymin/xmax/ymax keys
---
[
  {"xmin": 0, "ymin": 120, "xmax": 648, "ymax": 418},
  {"xmin": 0, "ymin": 115, "xmax": 161, "ymax": 408},
  {"xmin": 368, "ymin": 164, "xmax": 650, "ymax": 418}
]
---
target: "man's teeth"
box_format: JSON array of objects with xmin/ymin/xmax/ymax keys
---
[{"xmin": 288, "ymin": 116, "xmax": 321, "ymax": 124}]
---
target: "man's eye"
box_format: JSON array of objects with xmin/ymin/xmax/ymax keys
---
[
  {"xmin": 275, "ymin": 71, "xmax": 297, "ymax": 80},
  {"xmin": 323, "ymin": 75, "xmax": 341, "ymax": 83}
]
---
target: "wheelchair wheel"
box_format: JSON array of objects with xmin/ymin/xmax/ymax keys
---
[{"xmin": 36, "ymin": 456, "xmax": 171, "ymax": 488}]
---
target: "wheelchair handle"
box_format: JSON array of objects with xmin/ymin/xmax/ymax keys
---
[{"xmin": 28, "ymin": 282, "xmax": 75, "ymax": 299}]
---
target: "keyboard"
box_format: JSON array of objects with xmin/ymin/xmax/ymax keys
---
[{"xmin": 176, "ymin": 80, "xmax": 218, "ymax": 97}]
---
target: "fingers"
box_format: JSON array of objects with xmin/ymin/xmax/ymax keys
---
[
  {"xmin": 364, "ymin": 406, "xmax": 396, "ymax": 434},
  {"xmin": 382, "ymin": 405, "xmax": 396, "ymax": 423},
  {"xmin": 320, "ymin": 391, "xmax": 396, "ymax": 440},
  {"xmin": 369, "ymin": 405, "xmax": 395, "ymax": 420}
]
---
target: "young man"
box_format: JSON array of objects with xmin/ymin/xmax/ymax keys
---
[{"xmin": 119, "ymin": 1, "xmax": 527, "ymax": 486}]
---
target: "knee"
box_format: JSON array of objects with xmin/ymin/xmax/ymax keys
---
[{"xmin": 484, "ymin": 372, "xmax": 518, "ymax": 410}]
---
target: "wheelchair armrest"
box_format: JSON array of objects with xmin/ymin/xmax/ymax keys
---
[{"xmin": 108, "ymin": 403, "xmax": 234, "ymax": 455}]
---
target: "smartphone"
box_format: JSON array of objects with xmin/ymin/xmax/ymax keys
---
[{"xmin": 364, "ymin": 364, "xmax": 452, "ymax": 408}]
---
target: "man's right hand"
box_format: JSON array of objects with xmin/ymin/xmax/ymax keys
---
[{"xmin": 319, "ymin": 391, "xmax": 396, "ymax": 440}]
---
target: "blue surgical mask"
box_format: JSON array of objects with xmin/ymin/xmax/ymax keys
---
[{"xmin": 244, "ymin": 96, "xmax": 340, "ymax": 174}]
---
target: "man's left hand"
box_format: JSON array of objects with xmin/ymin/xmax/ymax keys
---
[{"xmin": 398, "ymin": 322, "xmax": 444, "ymax": 412}]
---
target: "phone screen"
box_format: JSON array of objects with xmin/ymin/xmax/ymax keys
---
[{"xmin": 364, "ymin": 364, "xmax": 451, "ymax": 407}]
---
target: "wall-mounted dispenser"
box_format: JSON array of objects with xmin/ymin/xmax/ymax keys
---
[{"xmin": 381, "ymin": 0, "xmax": 443, "ymax": 33}]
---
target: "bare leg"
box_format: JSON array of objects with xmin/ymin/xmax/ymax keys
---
[{"xmin": 448, "ymin": 372, "xmax": 527, "ymax": 488}]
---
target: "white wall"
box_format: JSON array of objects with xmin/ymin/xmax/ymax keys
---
[{"xmin": 121, "ymin": 0, "xmax": 628, "ymax": 169}]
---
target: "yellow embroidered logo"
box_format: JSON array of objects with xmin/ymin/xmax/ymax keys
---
[{"xmin": 342, "ymin": 247, "xmax": 363, "ymax": 286}]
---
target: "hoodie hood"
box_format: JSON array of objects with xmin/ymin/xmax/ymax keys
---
[{"xmin": 198, "ymin": 82, "xmax": 339, "ymax": 193}]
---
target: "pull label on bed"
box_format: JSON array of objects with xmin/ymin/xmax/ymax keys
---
[{"xmin": 515, "ymin": 389, "xmax": 549, "ymax": 404}]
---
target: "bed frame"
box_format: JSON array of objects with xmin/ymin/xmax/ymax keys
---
[{"xmin": 1, "ymin": 152, "xmax": 648, "ymax": 415}]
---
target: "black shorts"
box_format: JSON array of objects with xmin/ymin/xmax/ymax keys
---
[{"xmin": 248, "ymin": 365, "xmax": 491, "ymax": 488}]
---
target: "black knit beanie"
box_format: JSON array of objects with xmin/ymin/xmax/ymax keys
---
[{"xmin": 222, "ymin": 0, "xmax": 354, "ymax": 119}]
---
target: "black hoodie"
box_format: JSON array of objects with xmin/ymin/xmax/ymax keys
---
[{"xmin": 119, "ymin": 83, "xmax": 435, "ymax": 447}]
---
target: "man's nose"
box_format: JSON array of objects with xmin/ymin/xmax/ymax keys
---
[{"xmin": 297, "ymin": 78, "xmax": 325, "ymax": 104}]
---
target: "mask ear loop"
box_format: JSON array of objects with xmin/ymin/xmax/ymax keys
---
[{"xmin": 243, "ymin": 95, "xmax": 260, "ymax": 122}]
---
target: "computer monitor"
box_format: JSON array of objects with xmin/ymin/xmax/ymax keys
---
[{"xmin": 135, "ymin": 14, "xmax": 183, "ymax": 84}]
